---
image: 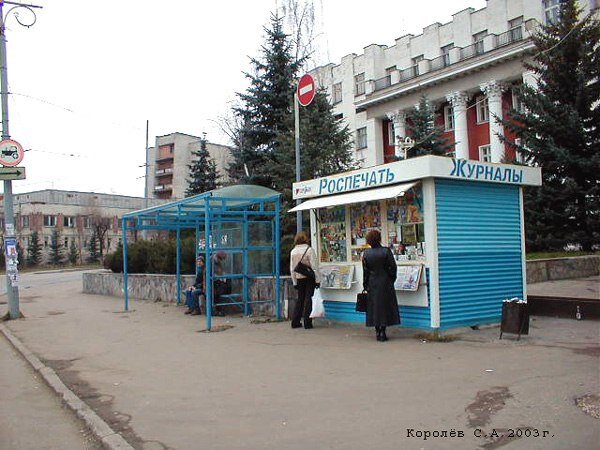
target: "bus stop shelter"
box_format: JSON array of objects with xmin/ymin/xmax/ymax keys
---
[{"xmin": 121, "ymin": 185, "xmax": 282, "ymax": 330}]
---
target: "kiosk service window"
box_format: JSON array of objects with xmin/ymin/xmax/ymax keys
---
[{"xmin": 316, "ymin": 184, "xmax": 426, "ymax": 264}]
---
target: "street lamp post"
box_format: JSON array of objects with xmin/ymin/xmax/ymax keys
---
[{"xmin": 0, "ymin": 0, "xmax": 42, "ymax": 319}]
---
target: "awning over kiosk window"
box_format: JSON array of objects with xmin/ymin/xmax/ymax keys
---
[{"xmin": 289, "ymin": 182, "xmax": 418, "ymax": 212}]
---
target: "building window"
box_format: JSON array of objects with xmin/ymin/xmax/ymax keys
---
[
  {"xmin": 44, "ymin": 236, "xmax": 49, "ymax": 248},
  {"xmin": 356, "ymin": 127, "xmax": 367, "ymax": 150},
  {"xmin": 64, "ymin": 237, "xmax": 69, "ymax": 248},
  {"xmin": 332, "ymin": 82, "xmax": 342, "ymax": 104},
  {"xmin": 387, "ymin": 122, "xmax": 395, "ymax": 146},
  {"xmin": 544, "ymin": 0, "xmax": 562, "ymax": 24},
  {"xmin": 354, "ymin": 73, "xmax": 365, "ymax": 96},
  {"xmin": 83, "ymin": 217, "xmax": 92, "ymax": 229},
  {"xmin": 473, "ymin": 30, "xmax": 487, "ymax": 55},
  {"xmin": 412, "ymin": 55, "xmax": 424, "ymax": 76},
  {"xmin": 44, "ymin": 215, "xmax": 57, "ymax": 227},
  {"xmin": 479, "ymin": 145, "xmax": 492, "ymax": 162},
  {"xmin": 512, "ymin": 88, "xmax": 525, "ymax": 113},
  {"xmin": 476, "ymin": 95, "xmax": 489, "ymax": 123},
  {"xmin": 514, "ymin": 138, "xmax": 528, "ymax": 164},
  {"xmin": 441, "ymin": 43, "xmax": 453, "ymax": 66},
  {"xmin": 443, "ymin": 105, "xmax": 454, "ymax": 131},
  {"xmin": 63, "ymin": 216, "xmax": 75, "ymax": 228},
  {"xmin": 508, "ymin": 16, "xmax": 524, "ymax": 41},
  {"xmin": 21, "ymin": 215, "xmax": 29, "ymax": 228}
]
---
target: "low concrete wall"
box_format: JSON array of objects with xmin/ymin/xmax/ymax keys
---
[
  {"xmin": 526, "ymin": 255, "xmax": 599, "ymax": 284},
  {"xmin": 83, "ymin": 270, "xmax": 295, "ymax": 317}
]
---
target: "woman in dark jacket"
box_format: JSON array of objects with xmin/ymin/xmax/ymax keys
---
[{"xmin": 362, "ymin": 229, "xmax": 400, "ymax": 341}]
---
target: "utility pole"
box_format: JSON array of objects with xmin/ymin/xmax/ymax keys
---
[
  {"xmin": 0, "ymin": 1, "xmax": 42, "ymax": 319},
  {"xmin": 141, "ymin": 120, "xmax": 149, "ymax": 239}
]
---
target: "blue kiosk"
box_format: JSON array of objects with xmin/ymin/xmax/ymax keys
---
[
  {"xmin": 121, "ymin": 185, "xmax": 282, "ymax": 330},
  {"xmin": 290, "ymin": 156, "xmax": 542, "ymax": 330}
]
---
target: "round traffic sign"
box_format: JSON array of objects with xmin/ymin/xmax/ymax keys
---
[
  {"xmin": 297, "ymin": 74, "xmax": 316, "ymax": 106},
  {"xmin": 0, "ymin": 139, "xmax": 24, "ymax": 167}
]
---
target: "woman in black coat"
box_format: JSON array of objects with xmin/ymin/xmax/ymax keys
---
[{"xmin": 362, "ymin": 229, "xmax": 400, "ymax": 341}]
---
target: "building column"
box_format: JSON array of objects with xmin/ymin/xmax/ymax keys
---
[
  {"xmin": 446, "ymin": 91, "xmax": 470, "ymax": 159},
  {"xmin": 386, "ymin": 111, "xmax": 407, "ymax": 159},
  {"xmin": 368, "ymin": 117, "xmax": 385, "ymax": 166},
  {"xmin": 480, "ymin": 80, "xmax": 506, "ymax": 163}
]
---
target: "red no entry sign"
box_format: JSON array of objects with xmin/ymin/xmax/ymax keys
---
[{"xmin": 297, "ymin": 74, "xmax": 316, "ymax": 106}]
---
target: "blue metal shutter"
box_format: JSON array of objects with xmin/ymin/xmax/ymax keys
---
[{"xmin": 435, "ymin": 179, "xmax": 524, "ymax": 329}]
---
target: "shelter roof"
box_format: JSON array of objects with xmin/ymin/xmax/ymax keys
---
[{"xmin": 123, "ymin": 185, "xmax": 281, "ymax": 229}]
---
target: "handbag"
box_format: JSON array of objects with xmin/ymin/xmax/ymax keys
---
[
  {"xmin": 294, "ymin": 246, "xmax": 316, "ymax": 280},
  {"xmin": 356, "ymin": 291, "xmax": 368, "ymax": 312}
]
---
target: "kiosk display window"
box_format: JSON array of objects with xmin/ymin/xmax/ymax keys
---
[
  {"xmin": 319, "ymin": 206, "xmax": 347, "ymax": 262},
  {"xmin": 350, "ymin": 201, "xmax": 381, "ymax": 262},
  {"xmin": 386, "ymin": 185, "xmax": 426, "ymax": 261}
]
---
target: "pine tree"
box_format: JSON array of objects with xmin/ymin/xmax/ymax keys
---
[
  {"xmin": 274, "ymin": 89, "xmax": 356, "ymax": 206},
  {"xmin": 501, "ymin": 0, "xmax": 599, "ymax": 251},
  {"xmin": 68, "ymin": 239, "xmax": 79, "ymax": 265},
  {"xmin": 49, "ymin": 229, "xmax": 64, "ymax": 266},
  {"xmin": 26, "ymin": 231, "xmax": 43, "ymax": 266},
  {"xmin": 186, "ymin": 134, "xmax": 219, "ymax": 196},
  {"xmin": 87, "ymin": 231, "xmax": 100, "ymax": 263},
  {"xmin": 228, "ymin": 13, "xmax": 305, "ymax": 187},
  {"xmin": 405, "ymin": 95, "xmax": 454, "ymax": 159}
]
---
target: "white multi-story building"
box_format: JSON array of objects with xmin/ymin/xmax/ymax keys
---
[
  {"xmin": 145, "ymin": 132, "xmax": 232, "ymax": 200},
  {"xmin": 311, "ymin": 0, "xmax": 598, "ymax": 167},
  {"xmin": 0, "ymin": 190, "xmax": 166, "ymax": 264}
]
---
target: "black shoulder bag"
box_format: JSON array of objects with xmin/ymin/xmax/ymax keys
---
[{"xmin": 294, "ymin": 246, "xmax": 316, "ymax": 280}]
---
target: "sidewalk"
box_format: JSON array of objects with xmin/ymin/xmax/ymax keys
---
[
  {"xmin": 0, "ymin": 333, "xmax": 102, "ymax": 449},
  {"xmin": 527, "ymin": 275, "xmax": 599, "ymax": 299},
  {"xmin": 1, "ymin": 273, "xmax": 599, "ymax": 450}
]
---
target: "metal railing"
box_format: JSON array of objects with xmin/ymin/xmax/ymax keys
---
[
  {"xmin": 430, "ymin": 54, "xmax": 450, "ymax": 71},
  {"xmin": 399, "ymin": 65, "xmax": 418, "ymax": 82},
  {"xmin": 497, "ymin": 26, "xmax": 523, "ymax": 47},
  {"xmin": 460, "ymin": 41, "xmax": 484, "ymax": 60},
  {"xmin": 368, "ymin": 24, "xmax": 527, "ymax": 94},
  {"xmin": 373, "ymin": 75, "xmax": 391, "ymax": 91}
]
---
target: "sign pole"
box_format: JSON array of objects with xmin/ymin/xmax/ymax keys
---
[
  {"xmin": 294, "ymin": 93, "xmax": 302, "ymax": 234},
  {"xmin": 0, "ymin": 1, "xmax": 41, "ymax": 319},
  {"xmin": 0, "ymin": 1, "xmax": 20, "ymax": 319},
  {"xmin": 294, "ymin": 73, "xmax": 316, "ymax": 234}
]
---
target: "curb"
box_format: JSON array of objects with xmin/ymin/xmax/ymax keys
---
[{"xmin": 0, "ymin": 323, "xmax": 134, "ymax": 450}]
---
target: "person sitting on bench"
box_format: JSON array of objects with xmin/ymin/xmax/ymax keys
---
[
  {"xmin": 185, "ymin": 256, "xmax": 205, "ymax": 316},
  {"xmin": 212, "ymin": 251, "xmax": 231, "ymax": 316}
]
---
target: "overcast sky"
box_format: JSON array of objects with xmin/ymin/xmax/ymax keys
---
[{"xmin": 3, "ymin": 0, "xmax": 485, "ymax": 197}]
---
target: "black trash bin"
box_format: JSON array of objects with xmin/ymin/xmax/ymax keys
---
[{"xmin": 500, "ymin": 300, "xmax": 529, "ymax": 340}]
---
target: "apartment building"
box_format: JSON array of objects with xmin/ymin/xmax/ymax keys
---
[
  {"xmin": 145, "ymin": 132, "xmax": 232, "ymax": 200},
  {"xmin": 0, "ymin": 190, "xmax": 166, "ymax": 264},
  {"xmin": 311, "ymin": 0, "xmax": 598, "ymax": 166}
]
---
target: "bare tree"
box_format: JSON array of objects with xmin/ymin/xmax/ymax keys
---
[
  {"xmin": 280, "ymin": 0, "xmax": 318, "ymax": 65},
  {"xmin": 92, "ymin": 216, "xmax": 112, "ymax": 257}
]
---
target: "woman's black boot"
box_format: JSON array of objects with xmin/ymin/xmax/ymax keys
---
[
  {"xmin": 380, "ymin": 326, "xmax": 388, "ymax": 342},
  {"xmin": 375, "ymin": 326, "xmax": 382, "ymax": 341}
]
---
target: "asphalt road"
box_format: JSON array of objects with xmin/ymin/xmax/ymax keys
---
[
  {"xmin": 2, "ymin": 269, "xmax": 599, "ymax": 450},
  {"xmin": 0, "ymin": 270, "xmax": 102, "ymax": 450}
]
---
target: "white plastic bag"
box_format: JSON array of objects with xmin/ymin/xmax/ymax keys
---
[{"xmin": 310, "ymin": 289, "xmax": 325, "ymax": 318}]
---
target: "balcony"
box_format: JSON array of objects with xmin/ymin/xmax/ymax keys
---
[
  {"xmin": 373, "ymin": 75, "xmax": 391, "ymax": 91},
  {"xmin": 154, "ymin": 184, "xmax": 173, "ymax": 192},
  {"xmin": 156, "ymin": 154, "xmax": 174, "ymax": 162},
  {"xmin": 155, "ymin": 167, "xmax": 174, "ymax": 176},
  {"xmin": 368, "ymin": 22, "xmax": 531, "ymax": 96}
]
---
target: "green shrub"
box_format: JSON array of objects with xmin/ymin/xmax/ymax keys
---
[{"xmin": 104, "ymin": 238, "xmax": 197, "ymax": 274}]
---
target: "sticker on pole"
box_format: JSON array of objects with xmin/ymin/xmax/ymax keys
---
[
  {"xmin": 0, "ymin": 139, "xmax": 24, "ymax": 166},
  {"xmin": 297, "ymin": 74, "xmax": 316, "ymax": 106}
]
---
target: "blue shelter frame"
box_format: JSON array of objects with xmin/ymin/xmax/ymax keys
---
[{"xmin": 121, "ymin": 185, "xmax": 282, "ymax": 330}]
